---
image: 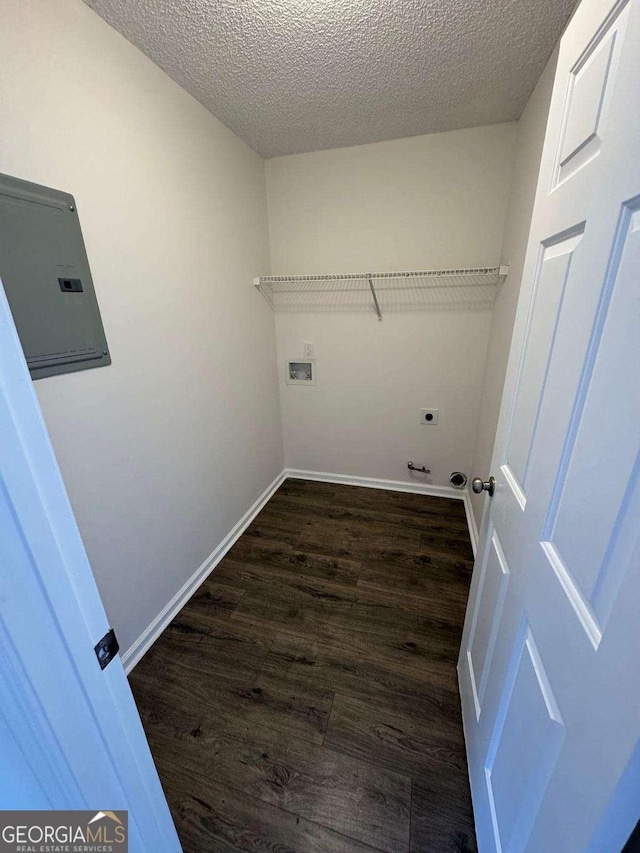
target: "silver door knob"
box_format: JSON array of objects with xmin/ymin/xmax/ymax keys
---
[{"xmin": 472, "ymin": 476, "xmax": 495, "ymax": 497}]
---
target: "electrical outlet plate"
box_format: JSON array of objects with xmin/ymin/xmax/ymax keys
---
[
  {"xmin": 303, "ymin": 341, "xmax": 314, "ymax": 358},
  {"xmin": 420, "ymin": 408, "xmax": 439, "ymax": 425}
]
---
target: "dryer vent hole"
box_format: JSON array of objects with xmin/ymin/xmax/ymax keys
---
[{"xmin": 449, "ymin": 472, "xmax": 467, "ymax": 490}]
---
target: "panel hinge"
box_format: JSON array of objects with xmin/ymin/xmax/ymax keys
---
[{"xmin": 94, "ymin": 628, "xmax": 120, "ymax": 670}]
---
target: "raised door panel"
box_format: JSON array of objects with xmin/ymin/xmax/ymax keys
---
[
  {"xmin": 466, "ymin": 527, "xmax": 511, "ymax": 720},
  {"xmin": 485, "ymin": 624, "xmax": 565, "ymax": 853},
  {"xmin": 541, "ymin": 198, "xmax": 640, "ymax": 644},
  {"xmin": 553, "ymin": 0, "xmax": 630, "ymax": 187},
  {"xmin": 501, "ymin": 229, "xmax": 584, "ymax": 508}
]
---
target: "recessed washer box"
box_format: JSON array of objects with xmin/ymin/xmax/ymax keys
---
[
  {"xmin": 0, "ymin": 172, "xmax": 111, "ymax": 380},
  {"xmin": 286, "ymin": 359, "xmax": 315, "ymax": 385}
]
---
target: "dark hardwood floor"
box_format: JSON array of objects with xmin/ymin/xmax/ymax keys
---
[{"xmin": 129, "ymin": 478, "xmax": 477, "ymax": 852}]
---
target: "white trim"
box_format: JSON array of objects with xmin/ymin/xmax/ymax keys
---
[
  {"xmin": 285, "ymin": 467, "xmax": 467, "ymax": 499},
  {"xmin": 285, "ymin": 468, "xmax": 478, "ymax": 554},
  {"xmin": 462, "ymin": 490, "xmax": 479, "ymax": 557},
  {"xmin": 122, "ymin": 469, "xmax": 288, "ymax": 672}
]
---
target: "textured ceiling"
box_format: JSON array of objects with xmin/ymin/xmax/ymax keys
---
[{"xmin": 83, "ymin": 0, "xmax": 575, "ymax": 158}]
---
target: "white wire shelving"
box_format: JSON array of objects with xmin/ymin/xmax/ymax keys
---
[{"xmin": 253, "ymin": 266, "xmax": 509, "ymax": 320}]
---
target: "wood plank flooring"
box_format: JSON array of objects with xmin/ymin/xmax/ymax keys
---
[{"xmin": 129, "ymin": 478, "xmax": 477, "ymax": 852}]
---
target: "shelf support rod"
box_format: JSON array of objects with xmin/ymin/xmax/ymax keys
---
[{"xmin": 368, "ymin": 277, "xmax": 383, "ymax": 321}]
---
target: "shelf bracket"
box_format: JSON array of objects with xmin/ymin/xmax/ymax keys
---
[{"xmin": 368, "ymin": 277, "xmax": 383, "ymax": 321}]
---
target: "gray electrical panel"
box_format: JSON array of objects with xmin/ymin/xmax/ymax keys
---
[{"xmin": 0, "ymin": 172, "xmax": 111, "ymax": 380}]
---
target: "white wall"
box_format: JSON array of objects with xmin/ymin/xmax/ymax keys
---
[
  {"xmin": 266, "ymin": 125, "xmax": 517, "ymax": 487},
  {"xmin": 0, "ymin": 0, "xmax": 283, "ymax": 653},
  {"xmin": 469, "ymin": 48, "xmax": 559, "ymax": 526}
]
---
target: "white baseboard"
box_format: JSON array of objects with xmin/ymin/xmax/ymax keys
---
[
  {"xmin": 121, "ymin": 468, "xmax": 288, "ymax": 673},
  {"xmin": 462, "ymin": 491, "xmax": 479, "ymax": 557},
  {"xmin": 285, "ymin": 467, "xmax": 465, "ymax": 500},
  {"xmin": 285, "ymin": 467, "xmax": 478, "ymax": 555}
]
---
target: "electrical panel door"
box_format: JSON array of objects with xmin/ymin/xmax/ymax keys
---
[{"xmin": 0, "ymin": 172, "xmax": 110, "ymax": 379}]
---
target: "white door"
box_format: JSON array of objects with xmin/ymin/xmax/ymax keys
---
[
  {"xmin": 0, "ymin": 279, "xmax": 181, "ymax": 852},
  {"xmin": 458, "ymin": 0, "xmax": 640, "ymax": 850}
]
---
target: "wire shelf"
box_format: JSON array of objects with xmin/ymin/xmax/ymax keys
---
[{"xmin": 253, "ymin": 267, "xmax": 508, "ymax": 318}]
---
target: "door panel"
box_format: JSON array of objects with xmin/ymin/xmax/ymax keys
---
[
  {"xmin": 545, "ymin": 199, "xmax": 640, "ymax": 627},
  {"xmin": 554, "ymin": 2, "xmax": 630, "ymax": 187},
  {"xmin": 503, "ymin": 228, "xmax": 584, "ymax": 501},
  {"xmin": 459, "ymin": 0, "xmax": 640, "ymax": 849},
  {"xmin": 467, "ymin": 527, "xmax": 511, "ymax": 720},
  {"xmin": 486, "ymin": 624, "xmax": 565, "ymax": 853}
]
